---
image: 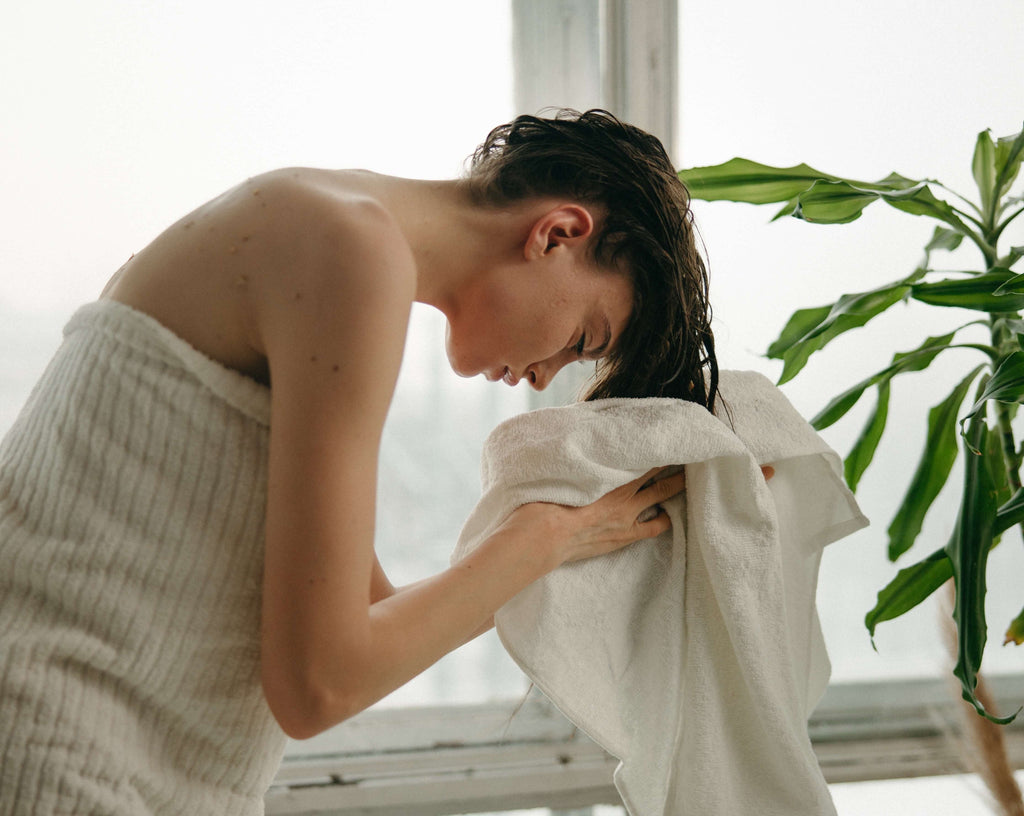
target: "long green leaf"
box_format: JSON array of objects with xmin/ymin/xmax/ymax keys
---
[
  {"xmin": 865, "ymin": 547, "xmax": 952, "ymax": 641},
  {"xmin": 775, "ymin": 282, "xmax": 912, "ymax": 384},
  {"xmin": 995, "ymin": 486, "xmax": 1024, "ymax": 534},
  {"xmin": 767, "ymin": 305, "xmax": 833, "ymax": 358},
  {"xmin": 793, "ymin": 180, "xmax": 881, "ymax": 224},
  {"xmin": 844, "ymin": 380, "xmax": 890, "ymax": 493},
  {"xmin": 994, "ymin": 126, "xmax": 1024, "ymax": 201},
  {"xmin": 997, "ymin": 245, "xmax": 1024, "ymax": 269},
  {"xmin": 868, "ymin": 418, "xmax": 1008, "ymax": 639},
  {"xmin": 789, "ymin": 173, "xmax": 919, "ymax": 224},
  {"xmin": 1005, "ymin": 606, "xmax": 1024, "ymax": 646},
  {"xmin": 676, "ymin": 159, "xmax": 840, "ymax": 204},
  {"xmin": 925, "ymin": 225, "xmax": 965, "ymax": 255},
  {"xmin": 962, "ymin": 351, "xmax": 1024, "ymax": 433},
  {"xmin": 993, "ymin": 270, "xmax": 1024, "ymax": 295},
  {"xmin": 787, "ymin": 176, "xmax": 979, "ymax": 238},
  {"xmin": 946, "ymin": 414, "xmax": 1019, "ymax": 723},
  {"xmin": 912, "ymin": 268, "xmax": 1024, "ymax": 311},
  {"xmin": 678, "ymin": 160, "xmax": 919, "ymax": 208},
  {"xmin": 971, "ymin": 130, "xmax": 998, "ymax": 219},
  {"xmin": 812, "ymin": 331, "xmax": 958, "ymax": 429},
  {"xmin": 881, "ymin": 183, "xmax": 977, "ymax": 236},
  {"xmin": 887, "ymin": 366, "xmax": 985, "ymax": 561}
]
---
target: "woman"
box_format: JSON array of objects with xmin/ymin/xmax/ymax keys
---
[{"xmin": 0, "ymin": 110, "xmax": 714, "ymax": 814}]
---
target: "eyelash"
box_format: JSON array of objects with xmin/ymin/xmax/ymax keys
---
[{"xmin": 574, "ymin": 333, "xmax": 587, "ymax": 360}]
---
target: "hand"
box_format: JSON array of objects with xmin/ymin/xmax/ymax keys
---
[
  {"xmin": 498, "ymin": 462, "xmax": 776, "ymax": 569},
  {"xmin": 493, "ymin": 466, "xmax": 684, "ymax": 568}
]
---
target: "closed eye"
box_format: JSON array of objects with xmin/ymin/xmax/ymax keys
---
[
  {"xmin": 574, "ymin": 333, "xmax": 587, "ymax": 360},
  {"xmin": 575, "ymin": 318, "xmax": 612, "ymax": 362}
]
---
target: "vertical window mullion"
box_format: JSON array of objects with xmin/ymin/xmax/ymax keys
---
[{"xmin": 512, "ymin": 0, "xmax": 680, "ymax": 410}]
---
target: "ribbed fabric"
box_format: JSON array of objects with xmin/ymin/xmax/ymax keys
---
[{"xmin": 0, "ymin": 299, "xmax": 285, "ymax": 815}]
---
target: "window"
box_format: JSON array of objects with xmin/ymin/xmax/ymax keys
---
[
  {"xmin": 677, "ymin": 0, "xmax": 1024, "ymax": 686},
  {"xmin": 4, "ymin": 2, "xmax": 1022, "ymax": 814}
]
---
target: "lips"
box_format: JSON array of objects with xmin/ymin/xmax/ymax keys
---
[{"xmin": 484, "ymin": 366, "xmax": 520, "ymax": 386}]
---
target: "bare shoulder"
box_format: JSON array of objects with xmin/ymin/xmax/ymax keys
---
[
  {"xmin": 104, "ymin": 168, "xmax": 416, "ymax": 385},
  {"xmin": 248, "ymin": 170, "xmax": 418, "ymax": 406},
  {"xmin": 241, "ymin": 169, "xmax": 417, "ymax": 350}
]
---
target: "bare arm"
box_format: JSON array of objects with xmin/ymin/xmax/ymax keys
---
[{"xmin": 247, "ymin": 174, "xmax": 681, "ymax": 739}]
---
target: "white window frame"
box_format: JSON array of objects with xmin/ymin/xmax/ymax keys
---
[
  {"xmin": 516, "ymin": 0, "xmax": 679, "ymax": 410},
  {"xmin": 267, "ymin": 677, "xmax": 1024, "ymax": 815}
]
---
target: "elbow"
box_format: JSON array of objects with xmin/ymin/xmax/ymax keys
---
[{"xmin": 262, "ymin": 668, "xmax": 367, "ymax": 740}]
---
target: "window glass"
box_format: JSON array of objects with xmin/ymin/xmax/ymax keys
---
[
  {"xmin": 0, "ymin": 0, "xmax": 532, "ymax": 720},
  {"xmin": 679, "ymin": 0, "xmax": 1024, "ymax": 683}
]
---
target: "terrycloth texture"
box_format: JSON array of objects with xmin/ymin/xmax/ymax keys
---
[
  {"xmin": 0, "ymin": 299, "xmax": 284, "ymax": 815},
  {"xmin": 452, "ymin": 372, "xmax": 867, "ymax": 816}
]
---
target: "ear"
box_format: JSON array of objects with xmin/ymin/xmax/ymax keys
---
[{"xmin": 524, "ymin": 204, "xmax": 596, "ymax": 260}]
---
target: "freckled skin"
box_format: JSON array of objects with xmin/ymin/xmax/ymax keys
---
[{"xmin": 99, "ymin": 167, "xmax": 680, "ymax": 737}]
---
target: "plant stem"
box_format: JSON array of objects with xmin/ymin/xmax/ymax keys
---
[{"xmin": 984, "ymin": 184, "xmax": 1024, "ymax": 537}]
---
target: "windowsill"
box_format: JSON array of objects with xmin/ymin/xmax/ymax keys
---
[{"xmin": 266, "ymin": 674, "xmax": 1024, "ymax": 815}]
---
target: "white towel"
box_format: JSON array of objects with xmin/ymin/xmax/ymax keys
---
[{"xmin": 452, "ymin": 370, "xmax": 867, "ymax": 816}]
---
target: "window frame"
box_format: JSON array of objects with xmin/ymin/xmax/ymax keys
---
[{"xmin": 267, "ymin": 676, "xmax": 1024, "ymax": 815}]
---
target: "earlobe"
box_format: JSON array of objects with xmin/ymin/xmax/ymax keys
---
[{"xmin": 526, "ymin": 204, "xmax": 595, "ymax": 259}]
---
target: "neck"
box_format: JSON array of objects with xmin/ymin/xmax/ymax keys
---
[{"xmin": 361, "ymin": 174, "xmax": 532, "ymax": 318}]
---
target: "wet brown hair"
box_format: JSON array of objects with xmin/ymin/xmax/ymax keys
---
[{"xmin": 466, "ymin": 108, "xmax": 717, "ymax": 411}]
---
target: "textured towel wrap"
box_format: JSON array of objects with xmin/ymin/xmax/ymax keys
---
[{"xmin": 0, "ymin": 299, "xmax": 283, "ymax": 815}]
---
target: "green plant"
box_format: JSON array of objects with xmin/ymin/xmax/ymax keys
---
[{"xmin": 678, "ymin": 124, "xmax": 1024, "ymax": 723}]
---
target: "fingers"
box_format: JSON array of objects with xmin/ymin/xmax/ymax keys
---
[
  {"xmin": 633, "ymin": 506, "xmax": 672, "ymax": 539},
  {"xmin": 619, "ymin": 462, "xmax": 772, "ymax": 524},
  {"xmin": 631, "ymin": 462, "xmax": 773, "ymax": 496}
]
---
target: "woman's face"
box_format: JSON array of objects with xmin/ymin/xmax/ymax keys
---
[{"xmin": 445, "ymin": 254, "xmax": 633, "ymax": 391}]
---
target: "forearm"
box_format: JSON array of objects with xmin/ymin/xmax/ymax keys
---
[
  {"xmin": 340, "ymin": 527, "xmax": 555, "ymax": 718},
  {"xmin": 265, "ymin": 470, "xmax": 681, "ymax": 739}
]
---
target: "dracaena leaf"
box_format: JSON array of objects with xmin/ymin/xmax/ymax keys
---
[
  {"xmin": 865, "ymin": 547, "xmax": 952, "ymax": 641},
  {"xmin": 972, "ymin": 130, "xmax": 998, "ymax": 217},
  {"xmin": 994, "ymin": 270, "xmax": 1024, "ymax": 295},
  {"xmin": 887, "ymin": 366, "xmax": 985, "ymax": 561},
  {"xmin": 912, "ymin": 268, "xmax": 1024, "ymax": 311},
  {"xmin": 994, "ymin": 125, "xmax": 1024, "ymax": 200},
  {"xmin": 795, "ymin": 172, "xmax": 928, "ymax": 221},
  {"xmin": 868, "ymin": 427, "xmax": 1007, "ymax": 642},
  {"xmin": 676, "ymin": 159, "xmax": 840, "ymax": 204},
  {"xmin": 995, "ymin": 486, "xmax": 1024, "ymax": 534},
  {"xmin": 962, "ymin": 351, "xmax": 1024, "ymax": 433},
  {"xmin": 793, "ymin": 180, "xmax": 880, "ymax": 224},
  {"xmin": 882, "ymin": 183, "xmax": 977, "ymax": 236},
  {"xmin": 946, "ymin": 414, "xmax": 1019, "ymax": 723},
  {"xmin": 925, "ymin": 226, "xmax": 965, "ymax": 254},
  {"xmin": 770, "ymin": 197, "xmax": 800, "ymax": 221},
  {"xmin": 767, "ymin": 305, "xmax": 833, "ymax": 359},
  {"xmin": 998, "ymin": 245, "xmax": 1024, "ymax": 269},
  {"xmin": 844, "ymin": 380, "xmax": 890, "ymax": 493},
  {"xmin": 775, "ymin": 282, "xmax": 912, "ymax": 384},
  {"xmin": 679, "ymin": 161, "xmax": 919, "ymax": 209},
  {"xmin": 811, "ymin": 331, "xmax": 958, "ymax": 429},
  {"xmin": 1005, "ymin": 606, "xmax": 1024, "ymax": 646}
]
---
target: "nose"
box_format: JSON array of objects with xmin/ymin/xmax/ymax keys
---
[{"xmin": 526, "ymin": 357, "xmax": 568, "ymax": 391}]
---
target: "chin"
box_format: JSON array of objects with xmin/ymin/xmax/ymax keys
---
[
  {"xmin": 444, "ymin": 347, "xmax": 476, "ymax": 380},
  {"xmin": 443, "ymin": 335, "xmax": 475, "ymax": 380}
]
